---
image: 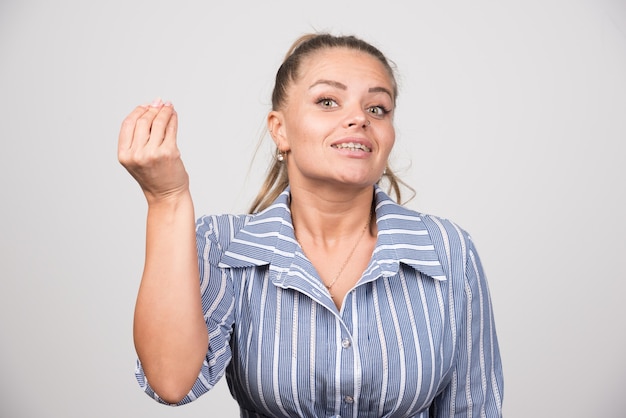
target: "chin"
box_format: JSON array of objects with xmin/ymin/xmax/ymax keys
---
[{"xmin": 334, "ymin": 176, "xmax": 377, "ymax": 189}]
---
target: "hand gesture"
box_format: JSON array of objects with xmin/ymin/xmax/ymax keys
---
[{"xmin": 118, "ymin": 98, "xmax": 189, "ymax": 205}]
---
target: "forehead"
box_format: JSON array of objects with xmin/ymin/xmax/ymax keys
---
[{"xmin": 296, "ymin": 47, "xmax": 394, "ymax": 92}]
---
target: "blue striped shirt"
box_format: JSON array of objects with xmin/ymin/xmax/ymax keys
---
[{"xmin": 136, "ymin": 186, "xmax": 504, "ymax": 417}]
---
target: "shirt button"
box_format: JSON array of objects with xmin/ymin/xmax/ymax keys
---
[
  {"xmin": 344, "ymin": 395, "xmax": 354, "ymax": 404},
  {"xmin": 341, "ymin": 338, "xmax": 351, "ymax": 349}
]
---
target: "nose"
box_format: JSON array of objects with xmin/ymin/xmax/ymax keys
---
[{"xmin": 345, "ymin": 108, "xmax": 370, "ymax": 128}]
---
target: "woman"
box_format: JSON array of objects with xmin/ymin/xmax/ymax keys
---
[{"xmin": 118, "ymin": 33, "xmax": 504, "ymax": 417}]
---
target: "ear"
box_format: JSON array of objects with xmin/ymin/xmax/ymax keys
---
[{"xmin": 267, "ymin": 110, "xmax": 290, "ymax": 152}]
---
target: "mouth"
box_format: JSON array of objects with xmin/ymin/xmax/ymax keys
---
[{"xmin": 331, "ymin": 142, "xmax": 372, "ymax": 152}]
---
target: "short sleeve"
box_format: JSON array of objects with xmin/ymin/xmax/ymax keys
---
[{"xmin": 135, "ymin": 215, "xmax": 238, "ymax": 405}]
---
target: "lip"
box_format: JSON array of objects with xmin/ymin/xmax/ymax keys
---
[{"xmin": 330, "ymin": 137, "xmax": 373, "ymax": 153}]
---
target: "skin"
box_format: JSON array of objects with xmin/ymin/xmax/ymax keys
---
[
  {"xmin": 269, "ymin": 48, "xmax": 396, "ymax": 306},
  {"xmin": 269, "ymin": 48, "xmax": 395, "ymax": 196},
  {"xmin": 117, "ymin": 47, "xmax": 397, "ymax": 402},
  {"xmin": 118, "ymin": 99, "xmax": 207, "ymax": 403}
]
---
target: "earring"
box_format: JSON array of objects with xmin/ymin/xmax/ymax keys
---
[{"xmin": 277, "ymin": 150, "xmax": 285, "ymax": 162}]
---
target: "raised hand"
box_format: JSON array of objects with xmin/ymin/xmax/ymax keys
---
[
  {"xmin": 118, "ymin": 98, "xmax": 189, "ymax": 205},
  {"xmin": 119, "ymin": 100, "xmax": 207, "ymax": 404}
]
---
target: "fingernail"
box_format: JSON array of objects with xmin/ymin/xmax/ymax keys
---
[
  {"xmin": 150, "ymin": 97, "xmax": 163, "ymax": 108},
  {"xmin": 164, "ymin": 101, "xmax": 172, "ymax": 107}
]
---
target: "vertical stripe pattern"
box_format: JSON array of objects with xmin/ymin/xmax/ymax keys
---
[{"xmin": 135, "ymin": 186, "xmax": 504, "ymax": 417}]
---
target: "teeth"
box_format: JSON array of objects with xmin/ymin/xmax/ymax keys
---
[{"xmin": 333, "ymin": 142, "xmax": 371, "ymax": 152}]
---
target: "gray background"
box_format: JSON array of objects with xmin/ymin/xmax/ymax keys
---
[{"xmin": 1, "ymin": 0, "xmax": 625, "ymax": 417}]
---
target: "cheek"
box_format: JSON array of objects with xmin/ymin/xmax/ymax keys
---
[
  {"xmin": 289, "ymin": 121, "xmax": 328, "ymax": 151},
  {"xmin": 381, "ymin": 128, "xmax": 396, "ymax": 156},
  {"xmin": 283, "ymin": 111, "xmax": 318, "ymax": 149}
]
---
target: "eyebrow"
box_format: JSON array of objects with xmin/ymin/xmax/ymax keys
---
[{"xmin": 309, "ymin": 79, "xmax": 393, "ymax": 99}]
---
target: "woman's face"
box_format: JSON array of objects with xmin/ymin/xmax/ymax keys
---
[{"xmin": 269, "ymin": 47, "xmax": 396, "ymax": 192}]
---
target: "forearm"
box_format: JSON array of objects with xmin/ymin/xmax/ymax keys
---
[{"xmin": 133, "ymin": 191, "xmax": 208, "ymax": 403}]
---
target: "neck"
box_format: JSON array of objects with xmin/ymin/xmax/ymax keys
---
[{"xmin": 289, "ymin": 185, "xmax": 375, "ymax": 243}]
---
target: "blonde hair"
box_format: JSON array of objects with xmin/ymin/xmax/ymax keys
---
[{"xmin": 248, "ymin": 33, "xmax": 413, "ymax": 213}]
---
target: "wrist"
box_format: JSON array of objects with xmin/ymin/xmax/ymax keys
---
[
  {"xmin": 144, "ymin": 184, "xmax": 191, "ymax": 206},
  {"xmin": 145, "ymin": 188, "xmax": 193, "ymax": 214}
]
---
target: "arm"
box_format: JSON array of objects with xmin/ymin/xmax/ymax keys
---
[
  {"xmin": 431, "ymin": 236, "xmax": 504, "ymax": 417},
  {"xmin": 118, "ymin": 99, "xmax": 208, "ymax": 403}
]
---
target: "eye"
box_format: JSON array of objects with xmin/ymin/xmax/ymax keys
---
[
  {"xmin": 316, "ymin": 97, "xmax": 338, "ymax": 108},
  {"xmin": 367, "ymin": 105, "xmax": 391, "ymax": 117}
]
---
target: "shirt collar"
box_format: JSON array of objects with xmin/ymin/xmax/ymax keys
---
[{"xmin": 218, "ymin": 185, "xmax": 446, "ymax": 282}]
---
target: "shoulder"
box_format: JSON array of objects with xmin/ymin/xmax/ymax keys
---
[
  {"xmin": 419, "ymin": 213, "xmax": 471, "ymax": 247},
  {"xmin": 375, "ymin": 186, "xmax": 474, "ymax": 257},
  {"xmin": 196, "ymin": 213, "xmax": 252, "ymax": 249},
  {"xmin": 376, "ymin": 188, "xmax": 471, "ymax": 244},
  {"xmin": 400, "ymin": 200, "xmax": 476, "ymax": 271},
  {"xmin": 418, "ymin": 213, "xmax": 485, "ymax": 283}
]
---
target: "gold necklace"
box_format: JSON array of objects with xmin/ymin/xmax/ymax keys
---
[
  {"xmin": 323, "ymin": 218, "xmax": 370, "ymax": 290},
  {"xmin": 296, "ymin": 214, "xmax": 371, "ymax": 291}
]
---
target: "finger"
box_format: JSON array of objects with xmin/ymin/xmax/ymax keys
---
[
  {"xmin": 131, "ymin": 99, "xmax": 169, "ymax": 150},
  {"xmin": 145, "ymin": 102, "xmax": 175, "ymax": 148},
  {"xmin": 118, "ymin": 105, "xmax": 149, "ymax": 153},
  {"xmin": 162, "ymin": 107, "xmax": 178, "ymax": 147}
]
